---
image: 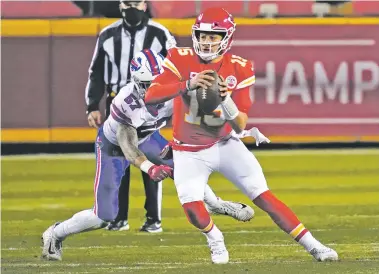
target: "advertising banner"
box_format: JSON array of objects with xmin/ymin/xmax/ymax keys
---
[{"xmin": 2, "ymin": 19, "xmax": 378, "ymax": 143}]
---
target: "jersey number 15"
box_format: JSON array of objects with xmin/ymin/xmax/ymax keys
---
[{"xmin": 184, "ymin": 90, "xmax": 224, "ymax": 127}]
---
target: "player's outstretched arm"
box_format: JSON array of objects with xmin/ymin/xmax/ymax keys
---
[
  {"xmin": 145, "ymin": 69, "xmax": 215, "ymax": 105},
  {"xmin": 116, "ymin": 124, "xmax": 173, "ymax": 182},
  {"xmin": 117, "ymin": 123, "xmax": 147, "ymax": 168},
  {"xmin": 145, "ymin": 81, "xmax": 187, "ymax": 105},
  {"xmin": 145, "ymin": 70, "xmax": 187, "ymax": 105}
]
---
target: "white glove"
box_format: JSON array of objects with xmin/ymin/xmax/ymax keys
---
[{"xmin": 237, "ymin": 127, "xmax": 271, "ymax": 146}]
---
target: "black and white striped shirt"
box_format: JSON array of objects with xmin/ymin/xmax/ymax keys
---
[{"xmin": 85, "ymin": 18, "xmax": 176, "ymax": 114}]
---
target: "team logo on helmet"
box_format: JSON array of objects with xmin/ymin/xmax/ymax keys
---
[
  {"xmin": 226, "ymin": 75, "xmax": 237, "ymax": 89},
  {"xmin": 130, "ymin": 57, "xmax": 142, "ymax": 72}
]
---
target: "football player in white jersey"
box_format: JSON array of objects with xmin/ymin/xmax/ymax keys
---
[{"xmin": 41, "ymin": 49, "xmax": 270, "ymax": 261}]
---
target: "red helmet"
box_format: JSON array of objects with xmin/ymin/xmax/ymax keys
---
[{"xmin": 192, "ymin": 8, "xmax": 236, "ymax": 61}]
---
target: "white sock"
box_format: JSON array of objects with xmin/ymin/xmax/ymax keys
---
[
  {"xmin": 53, "ymin": 209, "xmax": 106, "ymax": 241},
  {"xmin": 204, "ymin": 185, "xmax": 221, "ymax": 209},
  {"xmin": 298, "ymin": 231, "xmax": 322, "ymax": 252},
  {"xmin": 203, "ymin": 224, "xmax": 224, "ymax": 242}
]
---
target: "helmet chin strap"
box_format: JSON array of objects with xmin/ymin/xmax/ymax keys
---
[
  {"xmin": 192, "ymin": 33, "xmax": 229, "ymax": 61},
  {"xmin": 198, "ymin": 44, "xmax": 224, "ymax": 61},
  {"xmin": 199, "ymin": 52, "xmax": 219, "ymax": 61}
]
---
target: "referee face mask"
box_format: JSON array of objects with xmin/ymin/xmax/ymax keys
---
[{"xmin": 120, "ymin": 1, "xmax": 147, "ymax": 27}]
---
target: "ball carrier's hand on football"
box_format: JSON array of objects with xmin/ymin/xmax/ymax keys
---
[
  {"xmin": 188, "ymin": 70, "xmax": 216, "ymax": 90},
  {"xmin": 195, "ymin": 71, "xmax": 223, "ymax": 114},
  {"xmin": 193, "ymin": 71, "xmax": 248, "ymax": 133},
  {"xmin": 218, "ymin": 75, "xmax": 228, "ymax": 98}
]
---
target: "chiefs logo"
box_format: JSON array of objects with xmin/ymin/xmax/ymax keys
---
[{"xmin": 225, "ymin": 76, "xmax": 237, "ymax": 89}]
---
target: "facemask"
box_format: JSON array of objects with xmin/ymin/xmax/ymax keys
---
[{"xmin": 121, "ymin": 7, "xmax": 145, "ymax": 27}]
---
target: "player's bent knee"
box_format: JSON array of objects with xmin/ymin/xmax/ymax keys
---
[
  {"xmin": 182, "ymin": 201, "xmax": 210, "ymax": 229},
  {"xmin": 236, "ymin": 176, "xmax": 269, "ymax": 201},
  {"xmin": 94, "ymin": 206, "xmax": 118, "ymax": 222},
  {"xmin": 95, "ymin": 213, "xmax": 110, "ymax": 222},
  {"xmin": 98, "ymin": 214, "xmax": 116, "ymax": 223}
]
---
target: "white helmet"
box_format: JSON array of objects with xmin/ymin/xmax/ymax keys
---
[{"xmin": 130, "ymin": 49, "xmax": 164, "ymax": 98}]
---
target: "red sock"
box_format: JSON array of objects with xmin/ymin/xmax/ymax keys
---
[
  {"xmin": 182, "ymin": 201, "xmax": 214, "ymax": 233},
  {"xmin": 253, "ymin": 190, "xmax": 308, "ymax": 241}
]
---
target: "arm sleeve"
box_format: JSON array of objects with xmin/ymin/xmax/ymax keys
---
[
  {"xmin": 232, "ymin": 87, "xmax": 252, "ymax": 113},
  {"xmin": 145, "ymin": 70, "xmax": 187, "ymax": 105},
  {"xmin": 85, "ymin": 36, "xmax": 106, "ymax": 113},
  {"xmin": 232, "ymin": 59, "xmax": 254, "ymax": 113},
  {"xmin": 235, "ymin": 60, "xmax": 255, "ymax": 91}
]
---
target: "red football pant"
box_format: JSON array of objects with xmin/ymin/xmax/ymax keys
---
[{"xmin": 182, "ymin": 201, "xmax": 214, "ymax": 233}]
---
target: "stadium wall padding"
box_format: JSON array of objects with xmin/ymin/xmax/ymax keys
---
[{"xmin": 2, "ymin": 18, "xmax": 379, "ymax": 144}]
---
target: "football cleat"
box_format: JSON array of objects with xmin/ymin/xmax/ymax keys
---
[
  {"xmin": 41, "ymin": 223, "xmax": 63, "ymax": 261},
  {"xmin": 140, "ymin": 220, "xmax": 163, "ymax": 233},
  {"xmin": 208, "ymin": 239, "xmax": 229, "ymax": 264},
  {"xmin": 206, "ymin": 198, "xmax": 255, "ymax": 222},
  {"xmin": 106, "ymin": 220, "xmax": 130, "ymax": 231},
  {"xmin": 310, "ymin": 245, "xmax": 339, "ymax": 262}
]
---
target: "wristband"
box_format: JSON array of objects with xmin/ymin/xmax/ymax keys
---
[
  {"xmin": 140, "ymin": 160, "xmax": 154, "ymax": 173},
  {"xmin": 178, "ymin": 81, "xmax": 190, "ymax": 95},
  {"xmin": 220, "ymin": 94, "xmax": 239, "ymax": 120}
]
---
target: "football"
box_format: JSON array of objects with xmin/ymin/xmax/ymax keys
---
[{"xmin": 196, "ymin": 71, "xmax": 222, "ymax": 114}]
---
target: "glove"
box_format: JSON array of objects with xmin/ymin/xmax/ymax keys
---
[
  {"xmin": 159, "ymin": 143, "xmax": 173, "ymax": 160},
  {"xmin": 237, "ymin": 127, "xmax": 271, "ymax": 147},
  {"xmin": 148, "ymin": 165, "xmax": 173, "ymax": 182}
]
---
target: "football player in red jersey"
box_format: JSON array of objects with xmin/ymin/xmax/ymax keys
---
[{"xmin": 145, "ymin": 8, "xmax": 338, "ymax": 264}]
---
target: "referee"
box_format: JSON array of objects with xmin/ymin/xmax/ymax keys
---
[{"xmin": 85, "ymin": 0, "xmax": 176, "ymax": 232}]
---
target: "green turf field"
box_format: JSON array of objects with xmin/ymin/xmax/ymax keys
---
[{"xmin": 2, "ymin": 149, "xmax": 379, "ymax": 274}]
